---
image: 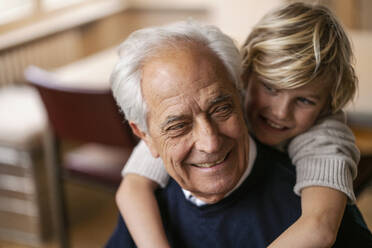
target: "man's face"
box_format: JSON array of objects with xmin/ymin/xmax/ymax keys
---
[
  {"xmin": 139, "ymin": 45, "xmax": 249, "ymax": 203},
  {"xmin": 244, "ymin": 74, "xmax": 330, "ymax": 146}
]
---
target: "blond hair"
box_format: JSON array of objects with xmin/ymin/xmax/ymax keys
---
[{"xmin": 241, "ymin": 2, "xmax": 357, "ymax": 113}]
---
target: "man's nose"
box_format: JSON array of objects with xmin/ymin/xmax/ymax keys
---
[
  {"xmin": 194, "ymin": 118, "xmax": 222, "ymax": 153},
  {"xmin": 271, "ymin": 96, "xmax": 291, "ymax": 120}
]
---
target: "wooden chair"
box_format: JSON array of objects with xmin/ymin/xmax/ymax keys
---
[
  {"xmin": 24, "ymin": 66, "xmax": 136, "ymax": 248},
  {"xmin": 0, "ymin": 85, "xmax": 48, "ymax": 246}
]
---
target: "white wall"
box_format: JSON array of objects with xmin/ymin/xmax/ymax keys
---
[
  {"xmin": 210, "ymin": 0, "xmax": 284, "ymax": 45},
  {"xmin": 129, "ymin": 0, "xmax": 285, "ymax": 45},
  {"xmin": 128, "ymin": 0, "xmax": 213, "ymax": 9}
]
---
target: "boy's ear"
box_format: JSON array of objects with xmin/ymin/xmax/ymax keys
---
[{"xmin": 129, "ymin": 122, "xmax": 160, "ymax": 158}]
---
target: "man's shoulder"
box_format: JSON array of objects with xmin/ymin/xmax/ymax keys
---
[
  {"xmin": 255, "ymin": 140, "xmax": 291, "ymax": 163},
  {"xmin": 252, "ymin": 141, "xmax": 295, "ymax": 179}
]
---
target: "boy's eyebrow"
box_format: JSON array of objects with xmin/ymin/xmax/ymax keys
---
[
  {"xmin": 304, "ymin": 93, "xmax": 322, "ymax": 100},
  {"xmin": 266, "ymin": 81, "xmax": 323, "ymax": 100}
]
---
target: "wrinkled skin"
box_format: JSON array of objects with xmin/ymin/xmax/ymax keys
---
[{"xmin": 133, "ymin": 45, "xmax": 250, "ymax": 203}]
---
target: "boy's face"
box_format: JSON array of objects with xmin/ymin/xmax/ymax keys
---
[{"xmin": 244, "ymin": 74, "xmax": 331, "ymax": 146}]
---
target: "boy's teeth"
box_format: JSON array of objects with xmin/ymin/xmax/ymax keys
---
[
  {"xmin": 193, "ymin": 155, "xmax": 226, "ymax": 168},
  {"xmin": 267, "ymin": 119, "xmax": 284, "ymax": 129}
]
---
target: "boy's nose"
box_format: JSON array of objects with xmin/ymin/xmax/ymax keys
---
[
  {"xmin": 271, "ymin": 97, "xmax": 291, "ymax": 121},
  {"xmin": 194, "ymin": 118, "xmax": 222, "ymax": 154}
]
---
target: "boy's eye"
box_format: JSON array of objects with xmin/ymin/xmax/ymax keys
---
[
  {"xmin": 297, "ymin": 97, "xmax": 315, "ymax": 106},
  {"xmin": 262, "ymin": 83, "xmax": 277, "ymax": 93}
]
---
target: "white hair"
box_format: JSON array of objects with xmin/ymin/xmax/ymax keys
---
[{"xmin": 110, "ymin": 20, "xmax": 242, "ymax": 132}]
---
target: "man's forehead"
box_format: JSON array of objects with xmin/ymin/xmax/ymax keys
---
[
  {"xmin": 142, "ymin": 47, "xmax": 235, "ymax": 100},
  {"xmin": 151, "ymin": 83, "xmax": 235, "ymax": 116},
  {"xmin": 140, "ymin": 44, "xmax": 239, "ymax": 129}
]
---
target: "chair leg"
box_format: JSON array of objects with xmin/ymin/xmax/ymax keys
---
[{"xmin": 43, "ymin": 126, "xmax": 69, "ymax": 248}]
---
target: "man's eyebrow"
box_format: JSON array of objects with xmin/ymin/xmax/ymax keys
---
[
  {"xmin": 208, "ymin": 94, "xmax": 232, "ymax": 107},
  {"xmin": 161, "ymin": 115, "xmax": 187, "ymax": 131},
  {"xmin": 160, "ymin": 95, "xmax": 232, "ymax": 131}
]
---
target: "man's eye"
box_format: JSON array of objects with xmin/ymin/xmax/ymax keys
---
[
  {"xmin": 212, "ymin": 104, "xmax": 233, "ymax": 118},
  {"xmin": 262, "ymin": 83, "xmax": 277, "ymax": 93},
  {"xmin": 167, "ymin": 123, "xmax": 187, "ymax": 131},
  {"xmin": 163, "ymin": 122, "xmax": 190, "ymax": 138},
  {"xmin": 165, "ymin": 122, "xmax": 192, "ymax": 136},
  {"xmin": 297, "ymin": 97, "xmax": 315, "ymax": 106}
]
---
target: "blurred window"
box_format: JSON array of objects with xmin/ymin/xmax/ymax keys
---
[
  {"xmin": 42, "ymin": 0, "xmax": 90, "ymax": 11},
  {"xmin": 0, "ymin": 0, "xmax": 102, "ymax": 26},
  {"xmin": 0, "ymin": 0, "xmax": 34, "ymax": 25}
]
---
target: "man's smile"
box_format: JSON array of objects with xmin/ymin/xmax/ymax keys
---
[{"xmin": 190, "ymin": 151, "xmax": 231, "ymax": 168}]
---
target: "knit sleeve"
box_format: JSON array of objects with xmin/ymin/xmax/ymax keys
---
[
  {"xmin": 288, "ymin": 111, "xmax": 360, "ymax": 203},
  {"xmin": 122, "ymin": 140, "xmax": 169, "ymax": 188}
]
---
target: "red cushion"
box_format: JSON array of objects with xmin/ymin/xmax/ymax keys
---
[{"xmin": 63, "ymin": 143, "xmax": 132, "ymax": 187}]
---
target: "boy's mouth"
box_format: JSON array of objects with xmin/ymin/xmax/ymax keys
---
[
  {"xmin": 261, "ymin": 116, "xmax": 289, "ymax": 131},
  {"xmin": 266, "ymin": 119, "xmax": 285, "ymax": 129}
]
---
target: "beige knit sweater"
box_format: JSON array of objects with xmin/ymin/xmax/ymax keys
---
[{"xmin": 122, "ymin": 112, "xmax": 359, "ymax": 202}]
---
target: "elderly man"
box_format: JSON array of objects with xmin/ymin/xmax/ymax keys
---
[{"xmin": 106, "ymin": 21, "xmax": 371, "ymax": 248}]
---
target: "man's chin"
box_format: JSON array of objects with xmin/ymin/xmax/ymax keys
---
[
  {"xmin": 189, "ymin": 190, "xmax": 228, "ymax": 204},
  {"xmin": 185, "ymin": 179, "xmax": 237, "ymax": 203},
  {"xmin": 197, "ymin": 193, "xmax": 226, "ymax": 204}
]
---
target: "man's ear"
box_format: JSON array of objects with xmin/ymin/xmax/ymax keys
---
[{"xmin": 129, "ymin": 122, "xmax": 160, "ymax": 158}]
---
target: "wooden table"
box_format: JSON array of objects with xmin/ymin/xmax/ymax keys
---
[{"xmin": 52, "ymin": 46, "xmax": 118, "ymax": 89}]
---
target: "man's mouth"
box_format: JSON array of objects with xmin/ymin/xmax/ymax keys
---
[{"xmin": 191, "ymin": 152, "xmax": 230, "ymax": 168}]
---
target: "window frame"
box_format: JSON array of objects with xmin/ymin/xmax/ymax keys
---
[{"xmin": 0, "ymin": 0, "xmax": 125, "ymax": 32}]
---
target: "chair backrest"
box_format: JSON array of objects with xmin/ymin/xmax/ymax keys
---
[{"xmin": 24, "ymin": 66, "xmax": 136, "ymax": 148}]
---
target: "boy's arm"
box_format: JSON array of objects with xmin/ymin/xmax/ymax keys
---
[
  {"xmin": 123, "ymin": 140, "xmax": 170, "ymax": 188},
  {"xmin": 268, "ymin": 186, "xmax": 346, "ymax": 248},
  {"xmin": 289, "ymin": 111, "xmax": 360, "ymax": 202},
  {"xmin": 116, "ymin": 140, "xmax": 171, "ymax": 248},
  {"xmin": 269, "ymin": 112, "xmax": 360, "ymax": 248},
  {"xmin": 116, "ymin": 174, "xmax": 170, "ymax": 248}
]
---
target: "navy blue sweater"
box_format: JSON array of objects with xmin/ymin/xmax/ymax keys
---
[{"xmin": 106, "ymin": 142, "xmax": 372, "ymax": 248}]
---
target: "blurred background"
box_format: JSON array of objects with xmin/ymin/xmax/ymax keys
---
[{"xmin": 0, "ymin": 0, "xmax": 371, "ymax": 247}]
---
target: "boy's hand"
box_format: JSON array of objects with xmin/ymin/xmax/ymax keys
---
[{"xmin": 268, "ymin": 186, "xmax": 347, "ymax": 248}]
